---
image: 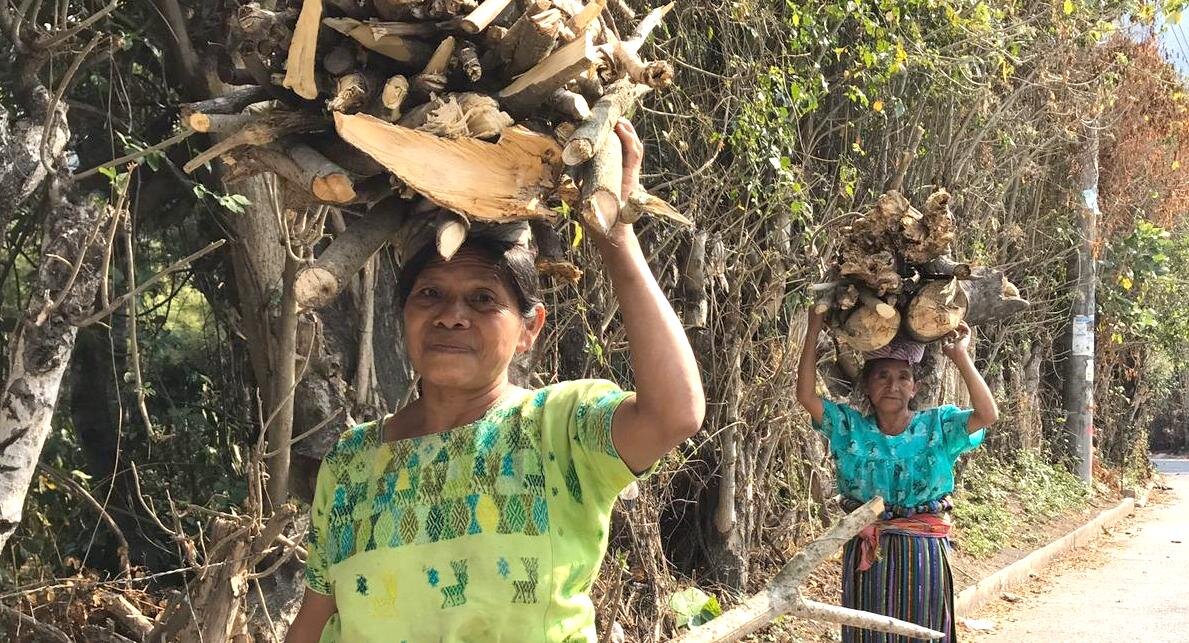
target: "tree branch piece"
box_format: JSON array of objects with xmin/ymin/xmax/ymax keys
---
[
  {"xmin": 562, "ymin": 77, "xmax": 647, "ymax": 165},
  {"xmin": 499, "ymin": 31, "xmax": 600, "ymax": 116},
  {"xmin": 460, "ymin": 0, "xmax": 514, "ymax": 33},
  {"xmin": 282, "ymin": 0, "xmax": 322, "ymax": 100},
  {"xmin": 294, "ymin": 206, "xmax": 408, "ymax": 309}
]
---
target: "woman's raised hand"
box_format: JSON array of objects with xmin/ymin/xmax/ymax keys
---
[
  {"xmin": 614, "ymin": 118, "xmax": 644, "ymax": 206},
  {"xmin": 941, "ymin": 321, "xmax": 972, "ymax": 361}
]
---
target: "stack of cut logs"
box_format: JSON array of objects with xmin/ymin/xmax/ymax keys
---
[
  {"xmin": 814, "ymin": 188, "xmax": 1027, "ymax": 352},
  {"xmin": 180, "ymin": 0, "xmax": 689, "ymax": 309}
]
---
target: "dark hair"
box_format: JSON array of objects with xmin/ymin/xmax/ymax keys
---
[
  {"xmin": 860, "ymin": 358, "xmax": 920, "ymax": 386},
  {"xmin": 397, "ymin": 237, "xmax": 542, "ymax": 317}
]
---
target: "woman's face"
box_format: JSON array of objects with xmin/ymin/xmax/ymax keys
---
[
  {"xmin": 403, "ymin": 248, "xmax": 544, "ymax": 392},
  {"xmin": 864, "ymin": 359, "xmax": 918, "ymax": 415}
]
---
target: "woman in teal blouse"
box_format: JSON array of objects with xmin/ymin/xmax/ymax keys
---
[{"xmin": 796, "ymin": 309, "xmax": 998, "ymax": 642}]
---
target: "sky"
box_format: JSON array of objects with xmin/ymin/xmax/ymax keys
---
[{"xmin": 1161, "ymin": 18, "xmax": 1189, "ymax": 76}]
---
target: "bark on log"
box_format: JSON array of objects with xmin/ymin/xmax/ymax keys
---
[
  {"xmin": 323, "ymin": 17, "xmax": 434, "ymax": 65},
  {"xmin": 530, "ymin": 219, "xmax": 581, "ymax": 282},
  {"xmin": 962, "ymin": 266, "xmax": 1030, "ymax": 326},
  {"xmin": 324, "ymin": 42, "xmax": 359, "ymax": 76},
  {"xmin": 455, "ymin": 43, "xmax": 483, "ymax": 82},
  {"xmin": 335, "ymin": 112, "xmax": 562, "ymax": 221},
  {"xmin": 562, "ymin": 78, "xmax": 648, "ymax": 165},
  {"xmin": 508, "ymin": 8, "xmax": 563, "ymax": 75},
  {"xmin": 186, "ymin": 111, "xmax": 259, "ymax": 134},
  {"xmin": 183, "ymin": 112, "xmax": 326, "ymax": 174},
  {"xmin": 498, "ymin": 32, "xmax": 600, "ymax": 117},
  {"xmin": 179, "ymin": 86, "xmax": 271, "ymax": 122},
  {"xmin": 580, "ymin": 135, "xmax": 622, "ymax": 233},
  {"xmin": 374, "ymin": 0, "xmax": 422, "ymax": 20},
  {"xmin": 674, "ymin": 496, "xmax": 942, "ymax": 642},
  {"xmin": 460, "ymin": 0, "xmax": 515, "ymax": 33},
  {"xmin": 290, "ymin": 144, "xmax": 357, "ymax": 203},
  {"xmin": 905, "ymin": 278, "xmax": 968, "ymax": 342},
  {"xmin": 282, "ymin": 0, "xmax": 322, "ymax": 100},
  {"xmin": 308, "ymin": 135, "xmax": 386, "ymax": 177},
  {"xmin": 295, "ymin": 206, "xmax": 409, "ymax": 309}
]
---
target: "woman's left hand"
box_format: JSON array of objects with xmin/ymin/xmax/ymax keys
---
[
  {"xmin": 615, "ymin": 118, "xmax": 644, "ymax": 204},
  {"xmin": 941, "ymin": 322, "xmax": 972, "ymax": 360}
]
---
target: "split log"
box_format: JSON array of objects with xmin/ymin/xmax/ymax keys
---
[
  {"xmin": 562, "ymin": 78, "xmax": 648, "ymax": 165},
  {"xmin": 295, "ymin": 206, "xmax": 408, "ymax": 309},
  {"xmin": 183, "ymin": 112, "xmax": 325, "ymax": 174},
  {"xmin": 460, "ymin": 0, "xmax": 515, "ymax": 33},
  {"xmin": 568, "ymin": 0, "xmax": 607, "ymax": 34},
  {"xmin": 580, "ymin": 130, "xmax": 622, "ymax": 233},
  {"xmin": 838, "ymin": 249, "xmax": 901, "ymax": 295},
  {"xmin": 415, "ymin": 36, "xmax": 457, "ymax": 95},
  {"xmin": 962, "ymin": 266, "xmax": 1030, "ymax": 326},
  {"xmin": 902, "ymin": 188, "xmax": 956, "ymax": 264},
  {"xmin": 380, "ymin": 75, "xmax": 411, "ymax": 120},
  {"xmin": 282, "ymin": 0, "xmax": 323, "ymax": 100},
  {"xmin": 838, "ymin": 301, "xmax": 900, "ymax": 352},
  {"xmin": 509, "ymin": 8, "xmax": 565, "ymax": 76},
  {"xmin": 179, "ymin": 86, "xmax": 271, "ymax": 125},
  {"xmin": 676, "ymin": 497, "xmax": 945, "ymax": 642},
  {"xmin": 335, "ymin": 112, "xmax": 562, "ymax": 221},
  {"xmin": 433, "ymin": 210, "xmax": 470, "ymax": 260},
  {"xmin": 323, "ymin": 17, "xmax": 435, "ymax": 65},
  {"xmin": 400, "ymin": 93, "xmax": 513, "ymax": 139},
  {"xmin": 499, "ymin": 31, "xmax": 600, "ymax": 116},
  {"xmin": 905, "ymin": 279, "xmax": 968, "ymax": 343}
]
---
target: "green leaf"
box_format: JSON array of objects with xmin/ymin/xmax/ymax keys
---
[
  {"xmin": 1063, "ymin": 0, "xmax": 1075, "ymax": 15},
  {"xmin": 669, "ymin": 587, "xmax": 722, "ymax": 629}
]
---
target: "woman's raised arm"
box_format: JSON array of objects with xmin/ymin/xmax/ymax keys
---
[
  {"xmin": 796, "ymin": 310, "xmax": 826, "ymax": 424},
  {"xmin": 597, "ymin": 120, "xmax": 705, "ymax": 474},
  {"xmin": 942, "ymin": 322, "xmax": 999, "ymax": 433}
]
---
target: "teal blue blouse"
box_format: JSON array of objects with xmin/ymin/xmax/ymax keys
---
[{"xmin": 813, "ymin": 400, "xmax": 986, "ymax": 508}]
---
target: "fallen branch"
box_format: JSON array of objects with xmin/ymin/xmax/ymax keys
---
[{"xmin": 673, "ymin": 497, "xmax": 943, "ymax": 642}]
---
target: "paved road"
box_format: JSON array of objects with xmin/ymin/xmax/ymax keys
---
[{"xmin": 969, "ymin": 457, "xmax": 1189, "ymax": 642}]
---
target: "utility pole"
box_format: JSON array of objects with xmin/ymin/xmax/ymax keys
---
[{"xmin": 1064, "ymin": 126, "xmax": 1098, "ymax": 482}]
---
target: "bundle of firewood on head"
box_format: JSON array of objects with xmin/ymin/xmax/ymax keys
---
[
  {"xmin": 813, "ymin": 188, "xmax": 1030, "ymax": 355},
  {"xmin": 182, "ymin": 0, "xmax": 691, "ymax": 309}
]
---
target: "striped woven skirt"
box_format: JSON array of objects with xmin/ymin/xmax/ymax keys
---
[{"xmin": 840, "ymin": 531, "xmax": 958, "ymax": 643}]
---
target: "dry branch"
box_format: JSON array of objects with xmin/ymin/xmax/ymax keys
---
[
  {"xmin": 460, "ymin": 0, "xmax": 514, "ymax": 33},
  {"xmin": 282, "ymin": 0, "xmax": 322, "ymax": 99},
  {"xmin": 323, "ymin": 16, "xmax": 434, "ymax": 65},
  {"xmin": 295, "ymin": 205, "xmax": 408, "ymax": 309},
  {"xmin": 335, "ymin": 112, "xmax": 562, "ymax": 221},
  {"xmin": 676, "ymin": 496, "xmax": 943, "ymax": 642},
  {"xmin": 183, "ymin": 111, "xmax": 325, "ymax": 174},
  {"xmin": 562, "ymin": 78, "xmax": 648, "ymax": 165},
  {"xmin": 580, "ymin": 131, "xmax": 622, "ymax": 233},
  {"xmin": 94, "ymin": 591, "xmax": 154, "ymax": 640},
  {"xmin": 499, "ymin": 31, "xmax": 599, "ymax": 116}
]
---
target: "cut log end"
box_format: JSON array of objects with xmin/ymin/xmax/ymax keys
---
[
  {"xmin": 311, "ymin": 173, "xmax": 357, "ymax": 203},
  {"xmin": 294, "ymin": 267, "xmax": 341, "ymax": 310},
  {"xmin": 583, "ymin": 192, "xmax": 619, "ymax": 234},
  {"xmin": 435, "ymin": 215, "xmax": 469, "ymax": 260},
  {"xmin": 563, "ymin": 139, "xmax": 594, "ymax": 166}
]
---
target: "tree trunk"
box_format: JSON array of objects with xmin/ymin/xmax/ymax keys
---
[{"xmin": 0, "ymin": 192, "xmax": 107, "ymax": 552}]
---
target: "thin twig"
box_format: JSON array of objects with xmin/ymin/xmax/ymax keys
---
[
  {"xmin": 37, "ymin": 0, "xmax": 120, "ymax": 50},
  {"xmin": 36, "ymin": 463, "xmax": 132, "ymax": 578},
  {"xmin": 74, "ymin": 129, "xmax": 196, "ymax": 180},
  {"xmin": 78, "ymin": 239, "xmax": 226, "ymax": 326}
]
